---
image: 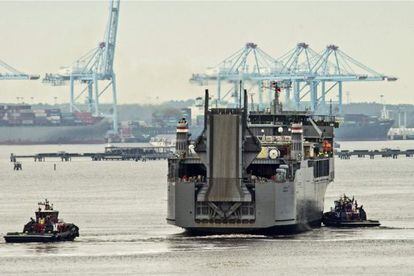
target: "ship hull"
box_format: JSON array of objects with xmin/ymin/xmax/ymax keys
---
[
  {"xmin": 335, "ymin": 119, "xmax": 394, "ymax": 141},
  {"xmin": 0, "ymin": 120, "xmax": 111, "ymax": 144},
  {"xmin": 4, "ymin": 224, "xmax": 79, "ymax": 243},
  {"xmin": 4, "ymin": 231, "xmax": 78, "ymax": 243},
  {"xmin": 178, "ymin": 219, "xmax": 322, "ymax": 235},
  {"xmin": 167, "ymin": 159, "xmax": 332, "ymax": 234}
]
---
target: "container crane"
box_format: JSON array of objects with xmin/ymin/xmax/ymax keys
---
[
  {"xmin": 277, "ymin": 42, "xmax": 398, "ymax": 114},
  {"xmin": 42, "ymin": 0, "xmax": 120, "ymax": 133},
  {"xmin": 281, "ymin": 43, "xmax": 397, "ymax": 113},
  {"xmin": 191, "ymin": 42, "xmax": 397, "ymax": 114},
  {"xmin": 190, "ymin": 42, "xmax": 282, "ymax": 108}
]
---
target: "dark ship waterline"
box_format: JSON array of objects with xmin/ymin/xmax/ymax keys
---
[
  {"xmin": 4, "ymin": 199, "xmax": 79, "ymax": 243},
  {"xmin": 167, "ymin": 88, "xmax": 339, "ymax": 234}
]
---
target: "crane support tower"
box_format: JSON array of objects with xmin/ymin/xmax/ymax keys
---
[
  {"xmin": 43, "ymin": 0, "xmax": 120, "ymax": 133},
  {"xmin": 0, "ymin": 59, "xmax": 39, "ymax": 80},
  {"xmin": 282, "ymin": 43, "xmax": 397, "ymax": 114}
]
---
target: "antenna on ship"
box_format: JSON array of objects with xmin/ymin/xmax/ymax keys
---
[
  {"xmin": 239, "ymin": 80, "xmax": 243, "ymax": 108},
  {"xmin": 271, "ymin": 81, "xmax": 282, "ymax": 114},
  {"xmin": 204, "ymin": 89, "xmax": 209, "ymax": 130}
]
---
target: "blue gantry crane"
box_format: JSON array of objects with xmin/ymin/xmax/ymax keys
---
[
  {"xmin": 274, "ymin": 42, "xmax": 320, "ymax": 109},
  {"xmin": 190, "ymin": 42, "xmax": 282, "ymax": 108},
  {"xmin": 0, "ymin": 59, "xmax": 39, "ymax": 80},
  {"xmin": 43, "ymin": 0, "xmax": 120, "ymax": 133},
  {"xmin": 281, "ymin": 43, "xmax": 397, "ymax": 113},
  {"xmin": 191, "ymin": 42, "xmax": 397, "ymax": 114}
]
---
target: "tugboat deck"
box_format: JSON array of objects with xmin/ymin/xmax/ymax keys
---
[{"xmin": 4, "ymin": 233, "xmax": 60, "ymax": 243}]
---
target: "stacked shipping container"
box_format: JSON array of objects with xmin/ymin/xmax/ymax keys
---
[{"xmin": 0, "ymin": 105, "xmax": 102, "ymax": 127}]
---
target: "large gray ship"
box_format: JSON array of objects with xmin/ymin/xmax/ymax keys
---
[
  {"xmin": 0, "ymin": 120, "xmax": 110, "ymax": 144},
  {"xmin": 335, "ymin": 113, "xmax": 394, "ymax": 141},
  {"xmin": 0, "ymin": 104, "xmax": 111, "ymax": 144},
  {"xmin": 167, "ymin": 89, "xmax": 338, "ymax": 234}
]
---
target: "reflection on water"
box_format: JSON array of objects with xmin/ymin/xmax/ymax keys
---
[{"xmin": 29, "ymin": 244, "xmax": 61, "ymax": 254}]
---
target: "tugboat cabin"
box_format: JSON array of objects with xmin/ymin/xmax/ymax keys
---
[{"xmin": 35, "ymin": 199, "xmax": 59, "ymax": 223}]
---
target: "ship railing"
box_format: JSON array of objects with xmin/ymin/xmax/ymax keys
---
[{"xmin": 311, "ymin": 115, "xmax": 336, "ymax": 123}]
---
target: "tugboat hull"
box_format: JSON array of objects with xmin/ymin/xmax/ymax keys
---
[
  {"xmin": 322, "ymin": 218, "xmax": 380, "ymax": 227},
  {"xmin": 322, "ymin": 212, "xmax": 380, "ymax": 227},
  {"xmin": 4, "ymin": 225, "xmax": 79, "ymax": 243}
]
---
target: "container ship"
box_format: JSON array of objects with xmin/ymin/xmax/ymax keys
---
[
  {"xmin": 335, "ymin": 113, "xmax": 394, "ymax": 141},
  {"xmin": 167, "ymin": 89, "xmax": 338, "ymax": 234},
  {"xmin": 0, "ymin": 104, "xmax": 111, "ymax": 144}
]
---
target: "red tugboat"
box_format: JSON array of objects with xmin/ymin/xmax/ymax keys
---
[
  {"xmin": 4, "ymin": 199, "xmax": 79, "ymax": 243},
  {"xmin": 322, "ymin": 195, "xmax": 380, "ymax": 227}
]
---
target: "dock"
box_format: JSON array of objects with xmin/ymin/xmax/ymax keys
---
[
  {"xmin": 11, "ymin": 146, "xmax": 414, "ymax": 162},
  {"xmin": 10, "ymin": 145, "xmax": 174, "ymax": 162},
  {"xmin": 337, "ymin": 148, "xmax": 414, "ymax": 159}
]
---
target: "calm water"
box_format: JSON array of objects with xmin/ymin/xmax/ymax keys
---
[{"xmin": 0, "ymin": 141, "xmax": 413, "ymax": 275}]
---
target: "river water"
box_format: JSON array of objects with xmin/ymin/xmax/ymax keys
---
[{"xmin": 0, "ymin": 141, "xmax": 413, "ymax": 275}]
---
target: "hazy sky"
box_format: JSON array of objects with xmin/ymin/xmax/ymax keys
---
[{"xmin": 0, "ymin": 1, "xmax": 413, "ymax": 105}]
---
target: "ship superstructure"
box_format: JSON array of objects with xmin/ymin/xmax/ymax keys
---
[{"xmin": 167, "ymin": 88, "xmax": 338, "ymax": 234}]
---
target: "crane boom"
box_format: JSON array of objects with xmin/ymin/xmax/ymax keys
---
[
  {"xmin": 191, "ymin": 42, "xmax": 396, "ymax": 114},
  {"xmin": 0, "ymin": 58, "xmax": 39, "ymax": 80},
  {"xmin": 101, "ymin": 0, "xmax": 120, "ymax": 76}
]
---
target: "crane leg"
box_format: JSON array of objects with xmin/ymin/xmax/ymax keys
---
[
  {"xmin": 258, "ymin": 81, "xmax": 263, "ymax": 111},
  {"xmin": 294, "ymin": 81, "xmax": 300, "ymax": 110},
  {"xmin": 87, "ymin": 81, "xmax": 93, "ymax": 112},
  {"xmin": 338, "ymin": 81, "xmax": 343, "ymax": 114},
  {"xmin": 111, "ymin": 73, "xmax": 118, "ymax": 133},
  {"xmin": 70, "ymin": 75, "xmax": 75, "ymax": 113},
  {"xmin": 93, "ymin": 74, "xmax": 100, "ymax": 116}
]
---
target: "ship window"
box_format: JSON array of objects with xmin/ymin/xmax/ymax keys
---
[
  {"xmin": 249, "ymin": 207, "xmax": 254, "ymax": 215},
  {"xmin": 202, "ymin": 207, "xmax": 209, "ymax": 215},
  {"xmin": 247, "ymin": 164, "xmax": 280, "ymax": 179},
  {"xmin": 178, "ymin": 164, "xmax": 206, "ymax": 180},
  {"xmin": 313, "ymin": 159, "xmax": 329, "ymax": 178},
  {"xmin": 293, "ymin": 142, "xmax": 302, "ymax": 151}
]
